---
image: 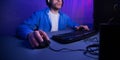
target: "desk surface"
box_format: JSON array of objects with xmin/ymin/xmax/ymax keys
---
[{"xmin": 0, "ymin": 29, "xmax": 99, "ymax": 60}]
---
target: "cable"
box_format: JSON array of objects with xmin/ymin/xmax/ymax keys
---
[
  {"xmin": 84, "ymin": 43, "xmax": 99, "ymax": 59},
  {"xmin": 85, "ymin": 43, "xmax": 99, "ymax": 55},
  {"xmin": 48, "ymin": 46, "xmax": 85, "ymax": 52},
  {"xmin": 48, "ymin": 43, "xmax": 99, "ymax": 59},
  {"xmin": 48, "ymin": 36, "xmax": 99, "ymax": 59}
]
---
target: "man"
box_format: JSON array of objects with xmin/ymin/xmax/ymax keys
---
[{"xmin": 17, "ymin": 0, "xmax": 89, "ymax": 48}]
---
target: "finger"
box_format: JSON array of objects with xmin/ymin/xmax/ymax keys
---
[
  {"xmin": 29, "ymin": 34, "xmax": 39, "ymax": 48},
  {"xmin": 85, "ymin": 26, "xmax": 90, "ymax": 30},
  {"xmin": 34, "ymin": 31, "xmax": 44, "ymax": 42},
  {"xmin": 75, "ymin": 26, "xmax": 80, "ymax": 30},
  {"xmin": 28, "ymin": 33, "xmax": 35, "ymax": 48},
  {"xmin": 29, "ymin": 38, "xmax": 35, "ymax": 48},
  {"xmin": 84, "ymin": 26, "xmax": 89, "ymax": 31},
  {"xmin": 39, "ymin": 30, "xmax": 50, "ymax": 41}
]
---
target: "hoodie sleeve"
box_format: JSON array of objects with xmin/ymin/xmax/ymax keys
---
[
  {"xmin": 16, "ymin": 11, "xmax": 40, "ymax": 40},
  {"xmin": 66, "ymin": 15, "xmax": 80, "ymax": 29}
]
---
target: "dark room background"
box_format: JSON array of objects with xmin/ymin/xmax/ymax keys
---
[
  {"xmin": 0, "ymin": 0, "xmax": 93, "ymax": 36},
  {"xmin": 94, "ymin": 0, "xmax": 120, "ymax": 30}
]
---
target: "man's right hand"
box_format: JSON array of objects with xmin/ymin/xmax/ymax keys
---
[{"xmin": 27, "ymin": 30, "xmax": 50, "ymax": 48}]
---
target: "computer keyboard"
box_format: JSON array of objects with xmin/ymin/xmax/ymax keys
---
[{"xmin": 51, "ymin": 30, "xmax": 98, "ymax": 44}]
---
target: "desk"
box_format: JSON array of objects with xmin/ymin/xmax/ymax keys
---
[{"xmin": 0, "ymin": 29, "xmax": 99, "ymax": 60}]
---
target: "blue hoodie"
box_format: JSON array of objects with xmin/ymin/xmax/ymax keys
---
[{"xmin": 16, "ymin": 8, "xmax": 80, "ymax": 40}]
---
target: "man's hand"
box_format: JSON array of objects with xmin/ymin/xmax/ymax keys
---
[
  {"xmin": 27, "ymin": 30, "xmax": 50, "ymax": 48},
  {"xmin": 75, "ymin": 25, "xmax": 90, "ymax": 31}
]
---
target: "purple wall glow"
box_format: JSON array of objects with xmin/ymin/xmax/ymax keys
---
[{"xmin": 0, "ymin": 0, "xmax": 93, "ymax": 36}]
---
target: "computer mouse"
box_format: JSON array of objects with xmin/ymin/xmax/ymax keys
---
[{"xmin": 36, "ymin": 40, "xmax": 50, "ymax": 49}]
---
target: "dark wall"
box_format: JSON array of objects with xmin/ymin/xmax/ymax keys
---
[
  {"xmin": 94, "ymin": 0, "xmax": 120, "ymax": 30},
  {"xmin": 0, "ymin": 0, "xmax": 47, "ymax": 36}
]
